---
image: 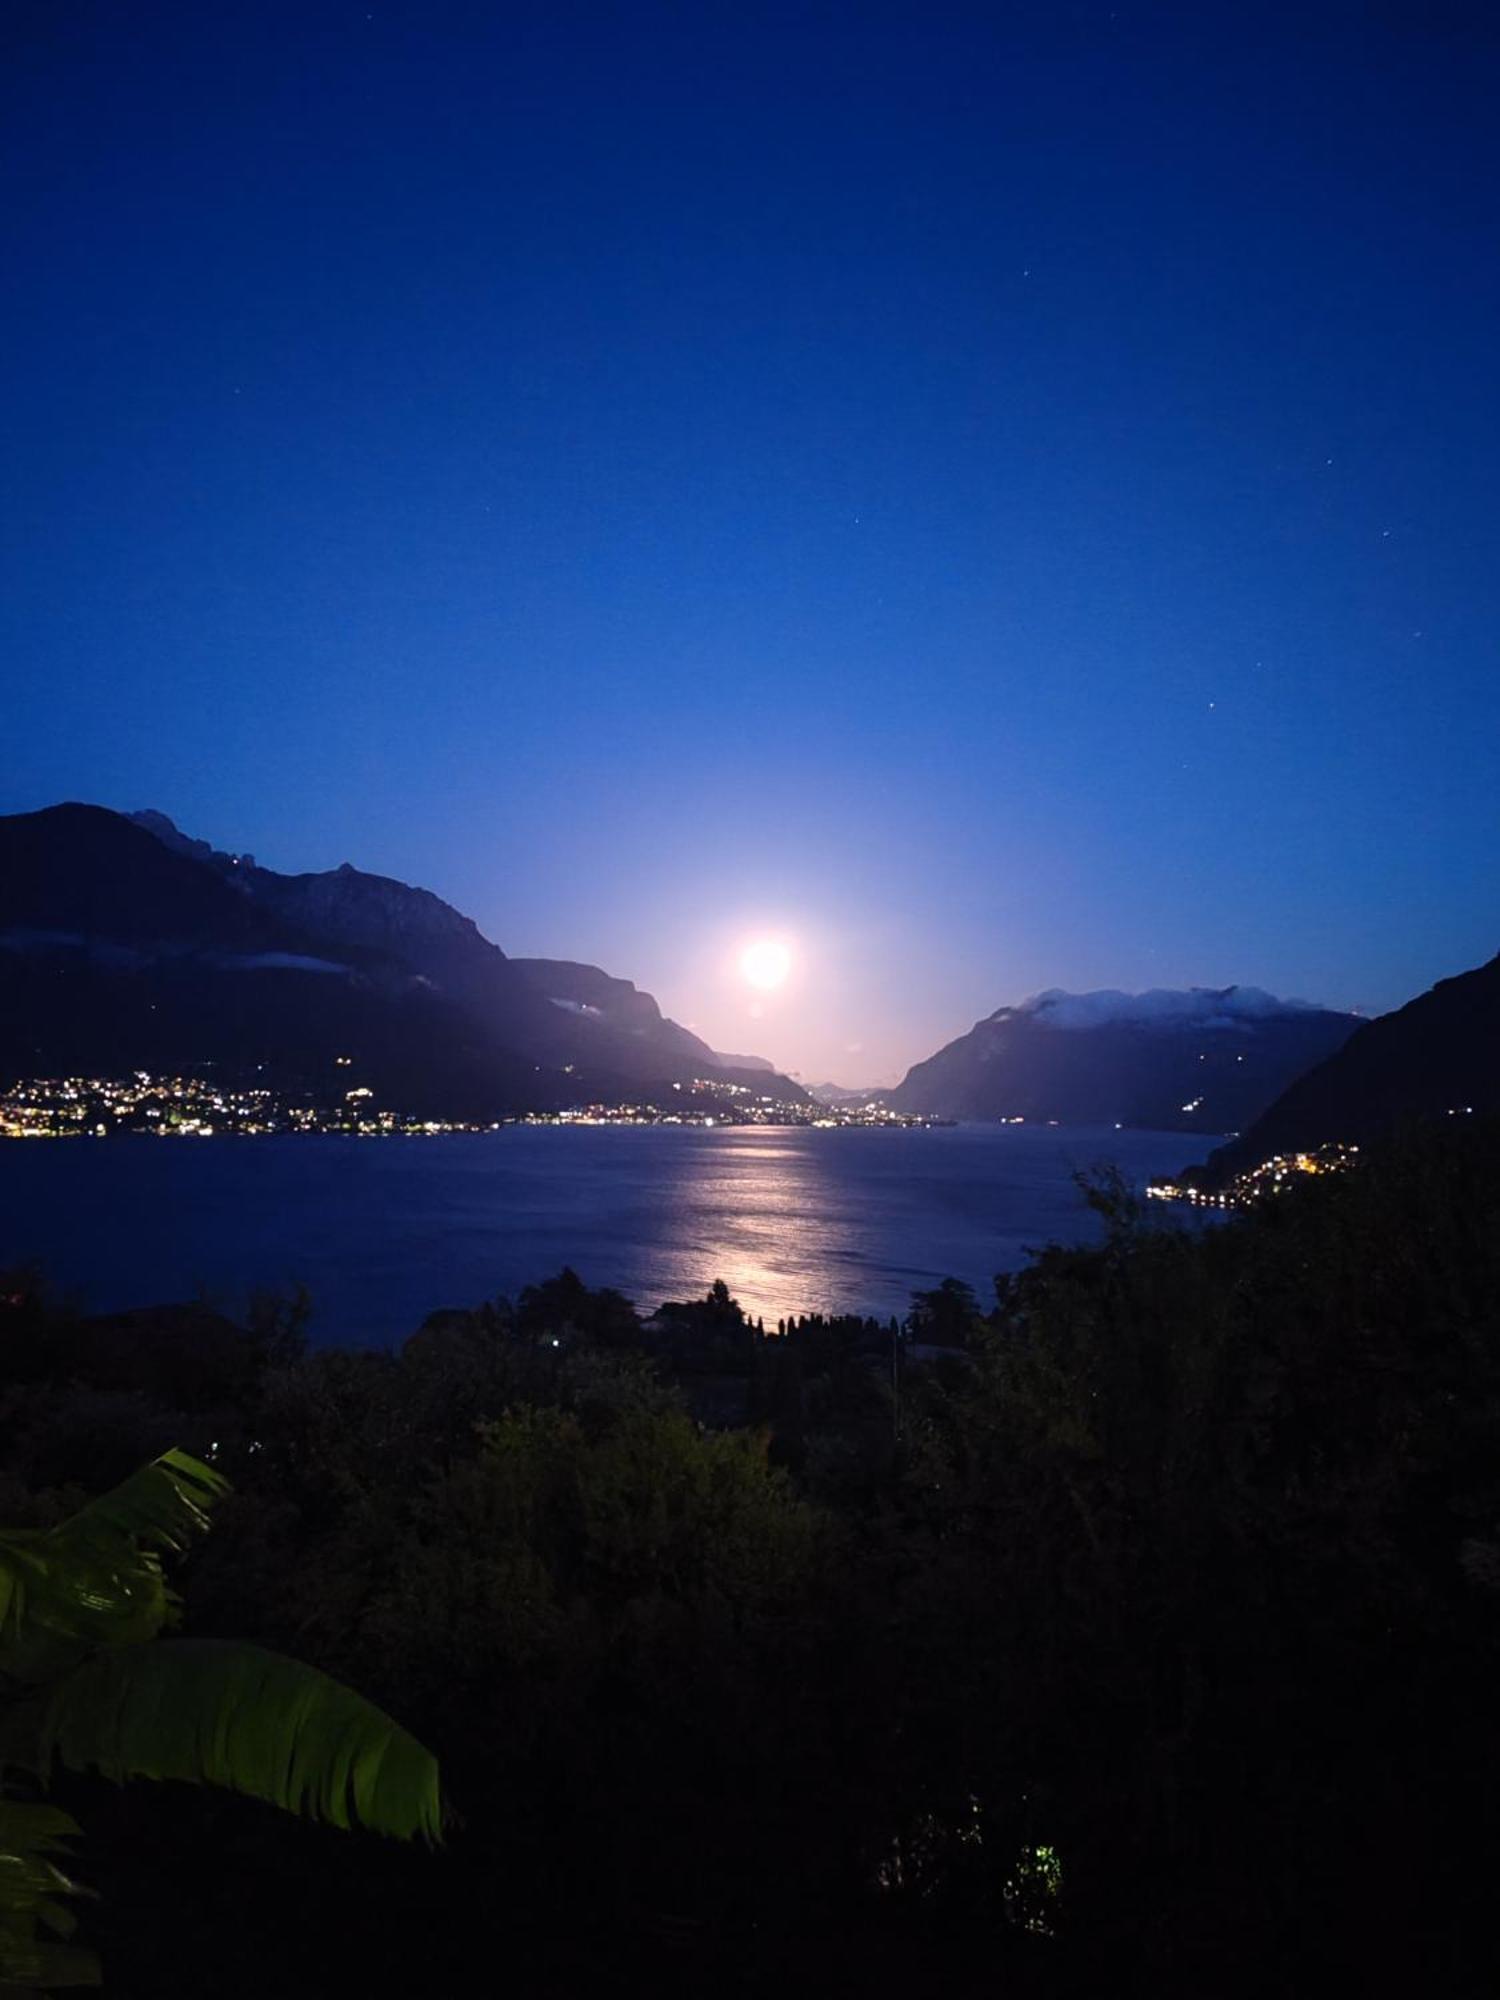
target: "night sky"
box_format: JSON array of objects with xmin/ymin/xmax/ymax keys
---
[{"xmin": 4, "ymin": 1, "xmax": 1497, "ymax": 1083}]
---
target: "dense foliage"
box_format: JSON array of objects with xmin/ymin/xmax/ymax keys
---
[{"xmin": 2, "ymin": 1116, "xmax": 1499, "ymax": 1993}]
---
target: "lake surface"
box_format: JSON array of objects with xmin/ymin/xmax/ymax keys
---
[{"xmin": 0, "ymin": 1124, "xmax": 1205, "ymax": 1345}]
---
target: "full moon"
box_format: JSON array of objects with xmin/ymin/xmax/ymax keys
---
[{"xmin": 740, "ymin": 937, "xmax": 792, "ymax": 990}]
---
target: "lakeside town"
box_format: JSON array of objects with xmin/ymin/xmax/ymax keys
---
[
  {"xmin": 0, "ymin": 1072, "xmax": 1375, "ymax": 1213},
  {"xmin": 1146, "ymin": 1142, "xmax": 1362, "ymax": 1209},
  {"xmin": 0, "ymin": 1072, "xmax": 943, "ymax": 1138}
]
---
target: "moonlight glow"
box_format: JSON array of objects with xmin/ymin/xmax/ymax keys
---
[{"xmin": 740, "ymin": 938, "xmax": 792, "ymax": 991}]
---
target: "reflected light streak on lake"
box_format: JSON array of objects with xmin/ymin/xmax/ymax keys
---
[{"xmin": 0, "ymin": 1123, "xmax": 1207, "ymax": 1346}]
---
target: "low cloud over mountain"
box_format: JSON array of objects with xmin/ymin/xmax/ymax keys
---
[{"xmin": 1015, "ymin": 986, "xmax": 1327, "ymax": 1032}]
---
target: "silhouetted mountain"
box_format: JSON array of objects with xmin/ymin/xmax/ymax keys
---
[
  {"xmin": 0, "ymin": 806, "xmax": 550, "ymax": 1113},
  {"xmin": 509, "ymin": 960, "xmax": 782, "ymax": 1089},
  {"xmin": 511, "ymin": 959, "xmax": 720, "ymax": 1069},
  {"xmin": 805, "ymin": 1080, "xmax": 887, "ymax": 1106},
  {"xmin": 1187, "ymin": 950, "xmax": 1500, "ymax": 1185},
  {"xmin": 0, "ymin": 805, "xmax": 805, "ymax": 1112},
  {"xmin": 885, "ymin": 986, "xmax": 1361, "ymax": 1132},
  {"xmin": 7, "ymin": 803, "xmax": 296, "ymax": 955}
]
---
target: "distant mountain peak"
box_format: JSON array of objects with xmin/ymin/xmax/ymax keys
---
[
  {"xmin": 129, "ymin": 809, "xmax": 254, "ymax": 872},
  {"xmin": 888, "ymin": 983, "xmax": 1360, "ymax": 1131},
  {"xmin": 806, "ymin": 1079, "xmax": 888, "ymax": 1106},
  {"xmin": 129, "ymin": 810, "xmax": 500, "ymax": 960}
]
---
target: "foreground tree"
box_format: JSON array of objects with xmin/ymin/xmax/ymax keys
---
[{"xmin": 0, "ymin": 1449, "xmax": 441, "ymax": 1990}]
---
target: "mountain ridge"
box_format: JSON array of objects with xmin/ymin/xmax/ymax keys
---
[
  {"xmin": 885, "ymin": 984, "xmax": 1363, "ymax": 1132},
  {"xmin": 0, "ymin": 804, "xmax": 804, "ymax": 1113},
  {"xmin": 128, "ymin": 811, "xmax": 777, "ymax": 1085}
]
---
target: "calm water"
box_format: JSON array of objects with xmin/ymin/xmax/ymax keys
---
[{"xmin": 0, "ymin": 1124, "xmax": 1204, "ymax": 1345}]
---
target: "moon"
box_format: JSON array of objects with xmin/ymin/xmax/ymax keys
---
[{"xmin": 740, "ymin": 937, "xmax": 792, "ymax": 991}]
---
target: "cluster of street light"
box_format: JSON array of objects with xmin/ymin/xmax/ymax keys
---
[
  {"xmin": 0, "ymin": 1071, "xmax": 944, "ymax": 1139},
  {"xmin": 1147, "ymin": 1142, "xmax": 1362, "ymax": 1210}
]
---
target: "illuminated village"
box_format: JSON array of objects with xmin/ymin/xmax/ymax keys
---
[
  {"xmin": 1147, "ymin": 1143, "xmax": 1363, "ymax": 1209},
  {"xmin": 0, "ymin": 1072, "xmax": 939, "ymax": 1138}
]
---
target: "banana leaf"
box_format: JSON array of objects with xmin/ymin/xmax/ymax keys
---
[
  {"xmin": 0, "ymin": 1801, "xmax": 98, "ymax": 1990},
  {"xmin": 2, "ymin": 1641, "xmax": 442, "ymax": 1845},
  {"xmin": 0, "ymin": 1453, "xmax": 228, "ymax": 1678}
]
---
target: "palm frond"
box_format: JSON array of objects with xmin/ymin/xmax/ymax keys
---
[
  {"xmin": 4, "ymin": 1642, "xmax": 442, "ymax": 1845},
  {"xmin": 0, "ymin": 1800, "xmax": 99, "ymax": 1991},
  {"xmin": 47, "ymin": 1451, "xmax": 227, "ymax": 1568},
  {"xmin": 0, "ymin": 1453, "xmax": 227, "ymax": 1676}
]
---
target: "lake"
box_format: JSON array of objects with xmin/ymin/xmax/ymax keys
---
[{"xmin": 0, "ymin": 1123, "xmax": 1205, "ymax": 1345}]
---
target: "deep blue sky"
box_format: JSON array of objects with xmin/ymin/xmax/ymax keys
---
[{"xmin": 4, "ymin": 1, "xmax": 1497, "ymax": 1081}]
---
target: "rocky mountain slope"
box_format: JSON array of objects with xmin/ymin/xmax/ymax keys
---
[
  {"xmin": 885, "ymin": 986, "xmax": 1361, "ymax": 1133},
  {"xmin": 0, "ymin": 805, "xmax": 803, "ymax": 1113}
]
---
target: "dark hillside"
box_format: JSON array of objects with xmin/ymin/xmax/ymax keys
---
[{"xmin": 1190, "ymin": 949, "xmax": 1500, "ymax": 1184}]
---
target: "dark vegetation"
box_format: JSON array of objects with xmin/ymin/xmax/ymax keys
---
[{"xmin": 3, "ymin": 1117, "xmax": 1500, "ymax": 1994}]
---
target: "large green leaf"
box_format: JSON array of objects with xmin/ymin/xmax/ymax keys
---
[
  {"xmin": 3, "ymin": 1642, "xmax": 442, "ymax": 1845},
  {"xmin": 44, "ymin": 1450, "xmax": 226, "ymax": 1570},
  {"xmin": 0, "ymin": 1453, "xmax": 228, "ymax": 1678},
  {"xmin": 0, "ymin": 1801, "xmax": 98, "ymax": 1991}
]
